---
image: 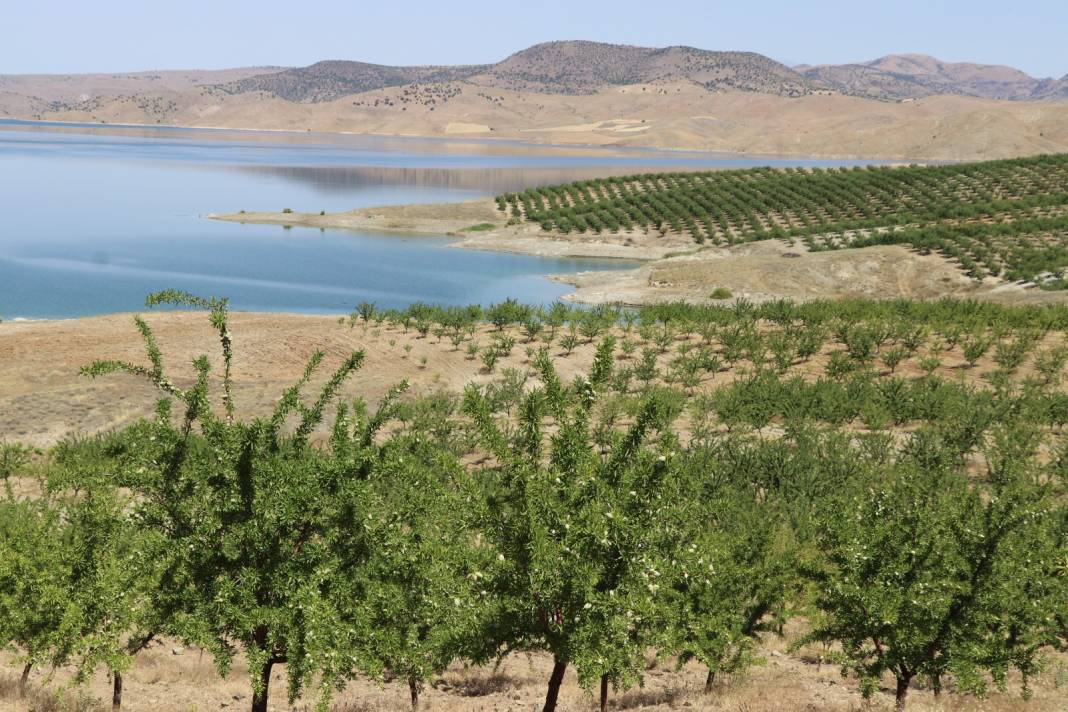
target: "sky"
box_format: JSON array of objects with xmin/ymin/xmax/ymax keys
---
[{"xmin": 4, "ymin": 0, "xmax": 1066, "ymax": 78}]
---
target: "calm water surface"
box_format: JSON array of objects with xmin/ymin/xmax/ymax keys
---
[{"xmin": 0, "ymin": 121, "xmax": 882, "ymax": 319}]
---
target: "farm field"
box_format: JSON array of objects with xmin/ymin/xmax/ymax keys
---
[
  {"xmin": 2, "ymin": 294, "xmax": 1068, "ymax": 712},
  {"xmin": 500, "ymin": 154, "xmax": 1068, "ymax": 289}
]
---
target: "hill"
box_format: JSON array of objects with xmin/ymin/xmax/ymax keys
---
[
  {"xmin": 0, "ymin": 66, "xmax": 284, "ymax": 112},
  {"xmin": 462, "ymin": 41, "xmax": 816, "ymax": 96},
  {"xmin": 2, "ymin": 42, "xmax": 1067, "ymax": 161},
  {"xmin": 219, "ymin": 41, "xmax": 817, "ymax": 101},
  {"xmin": 220, "ymin": 60, "xmax": 481, "ymax": 103},
  {"xmin": 799, "ymin": 53, "xmax": 1061, "ymax": 101}
]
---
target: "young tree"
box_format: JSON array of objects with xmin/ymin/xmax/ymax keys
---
[
  {"xmin": 669, "ymin": 487, "xmax": 794, "ymax": 693},
  {"xmin": 0, "ymin": 495, "xmax": 69, "ymax": 699}
]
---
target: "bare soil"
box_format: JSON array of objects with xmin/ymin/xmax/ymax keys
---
[{"xmin": 2, "ymin": 624, "xmax": 1064, "ymax": 712}]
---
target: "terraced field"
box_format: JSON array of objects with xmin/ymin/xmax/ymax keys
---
[{"xmin": 499, "ymin": 153, "xmax": 1068, "ymax": 287}]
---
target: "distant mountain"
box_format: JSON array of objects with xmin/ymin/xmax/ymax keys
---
[
  {"xmin": 222, "ymin": 61, "xmax": 482, "ymax": 103},
  {"xmin": 220, "ymin": 41, "xmax": 818, "ymax": 102},
  {"xmin": 463, "ymin": 41, "xmax": 815, "ymax": 96},
  {"xmin": 799, "ymin": 53, "xmax": 1060, "ymax": 101},
  {"xmin": 2, "ymin": 42, "xmax": 1066, "ymax": 163},
  {"xmin": 1033, "ymin": 75, "xmax": 1068, "ymax": 101}
]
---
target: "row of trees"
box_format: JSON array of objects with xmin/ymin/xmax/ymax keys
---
[
  {"xmin": 496, "ymin": 153, "xmax": 1068, "ymax": 253},
  {"xmin": 808, "ymin": 214, "xmax": 1068, "ymax": 287},
  {"xmin": 2, "ymin": 292, "xmax": 1068, "ymax": 711}
]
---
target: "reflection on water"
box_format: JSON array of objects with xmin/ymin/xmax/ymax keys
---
[
  {"xmin": 0, "ymin": 121, "xmax": 886, "ymax": 319},
  {"xmin": 233, "ymin": 164, "xmax": 735, "ymax": 194}
]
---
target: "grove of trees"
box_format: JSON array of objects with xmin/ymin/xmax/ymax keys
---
[{"xmin": 3, "ymin": 291, "xmax": 1068, "ymax": 711}]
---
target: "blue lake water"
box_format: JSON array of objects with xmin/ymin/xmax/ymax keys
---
[{"xmin": 0, "ymin": 120, "xmax": 883, "ymax": 319}]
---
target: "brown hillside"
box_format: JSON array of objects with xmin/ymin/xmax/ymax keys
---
[
  {"xmin": 801, "ymin": 53, "xmax": 1056, "ymax": 101},
  {"xmin": 217, "ymin": 41, "xmax": 816, "ymax": 101}
]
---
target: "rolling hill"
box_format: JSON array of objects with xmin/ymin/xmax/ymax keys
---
[
  {"xmin": 220, "ymin": 41, "xmax": 818, "ymax": 101},
  {"xmin": 1, "ymin": 42, "xmax": 1066, "ymax": 161},
  {"xmin": 799, "ymin": 53, "xmax": 1064, "ymax": 101}
]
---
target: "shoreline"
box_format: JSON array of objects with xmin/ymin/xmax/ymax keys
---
[
  {"xmin": 3, "ymin": 116, "xmax": 950, "ymax": 163},
  {"xmin": 208, "ymin": 199, "xmax": 688, "ymax": 261},
  {"xmin": 207, "ymin": 200, "xmax": 1068, "ymax": 308}
]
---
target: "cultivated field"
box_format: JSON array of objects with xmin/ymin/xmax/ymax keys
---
[
  {"xmin": 2, "ymin": 296, "xmax": 1068, "ymax": 712},
  {"xmin": 502, "ymin": 154, "xmax": 1068, "ymax": 287}
]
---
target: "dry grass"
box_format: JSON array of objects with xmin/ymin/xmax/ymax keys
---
[
  {"xmin": 2, "ymin": 636, "xmax": 1066, "ymax": 712},
  {"xmin": 0, "ymin": 669, "xmax": 102, "ymax": 712}
]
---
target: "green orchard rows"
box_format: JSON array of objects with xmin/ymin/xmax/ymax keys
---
[
  {"xmin": 2, "ymin": 292, "xmax": 1068, "ymax": 712},
  {"xmin": 497, "ymin": 154, "xmax": 1068, "ymax": 287}
]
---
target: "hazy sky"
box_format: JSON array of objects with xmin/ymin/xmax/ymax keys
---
[{"xmin": 5, "ymin": 0, "xmax": 1066, "ymax": 78}]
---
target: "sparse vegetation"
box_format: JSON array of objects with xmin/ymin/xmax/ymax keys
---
[{"xmin": 460, "ymin": 222, "xmax": 496, "ymax": 232}]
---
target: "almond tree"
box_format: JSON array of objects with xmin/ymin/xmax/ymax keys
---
[
  {"xmin": 669, "ymin": 487, "xmax": 795, "ymax": 693},
  {"xmin": 0, "ymin": 495, "xmax": 69, "ymax": 699},
  {"xmin": 801, "ymin": 457, "xmax": 1050, "ymax": 710},
  {"xmin": 81, "ymin": 291, "xmax": 369, "ymax": 712},
  {"xmin": 333, "ymin": 433, "xmax": 491, "ymax": 711},
  {"xmin": 463, "ymin": 357, "xmax": 682, "ymax": 712}
]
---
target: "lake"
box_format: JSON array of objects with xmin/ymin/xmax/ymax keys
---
[{"xmin": 0, "ymin": 120, "xmax": 881, "ymax": 319}]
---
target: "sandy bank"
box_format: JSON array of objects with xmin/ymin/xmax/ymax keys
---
[
  {"xmin": 209, "ymin": 200, "xmax": 1068, "ymax": 308},
  {"xmin": 209, "ymin": 199, "xmax": 688, "ymax": 260}
]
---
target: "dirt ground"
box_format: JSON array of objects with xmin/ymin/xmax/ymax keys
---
[
  {"xmin": 2, "ymin": 626, "xmax": 1065, "ymax": 712},
  {"xmin": 211, "ymin": 199, "xmax": 692, "ymax": 261},
  {"xmin": 0, "ymin": 310, "xmax": 613, "ymax": 449},
  {"xmin": 557, "ymin": 239, "xmax": 1068, "ymax": 306}
]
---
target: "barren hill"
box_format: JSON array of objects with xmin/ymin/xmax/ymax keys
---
[
  {"xmin": 462, "ymin": 41, "xmax": 816, "ymax": 96},
  {"xmin": 1034, "ymin": 75, "xmax": 1068, "ymax": 101},
  {"xmin": 219, "ymin": 41, "xmax": 817, "ymax": 101},
  {"xmin": 0, "ymin": 66, "xmax": 284, "ymax": 112},
  {"xmin": 2, "ymin": 42, "xmax": 1067, "ymax": 161},
  {"xmin": 799, "ymin": 53, "xmax": 1059, "ymax": 101},
  {"xmin": 221, "ymin": 60, "xmax": 482, "ymax": 103}
]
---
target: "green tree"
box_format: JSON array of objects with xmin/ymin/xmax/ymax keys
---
[
  {"xmin": 464, "ymin": 360, "xmax": 682, "ymax": 712},
  {"xmin": 0, "ymin": 495, "xmax": 69, "ymax": 699},
  {"xmin": 801, "ymin": 458, "xmax": 1049, "ymax": 710},
  {"xmin": 670, "ymin": 487, "xmax": 794, "ymax": 693},
  {"xmin": 337, "ymin": 433, "xmax": 491, "ymax": 711},
  {"xmin": 80, "ymin": 291, "xmax": 368, "ymax": 712}
]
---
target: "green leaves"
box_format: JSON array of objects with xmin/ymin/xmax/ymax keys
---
[{"xmin": 802, "ymin": 457, "xmax": 1055, "ymax": 708}]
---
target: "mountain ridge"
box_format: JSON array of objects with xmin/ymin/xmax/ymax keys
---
[
  {"xmin": 220, "ymin": 41, "xmax": 819, "ymax": 102},
  {"xmin": 798, "ymin": 52, "xmax": 1062, "ymax": 101},
  {"xmin": 2, "ymin": 42, "xmax": 1066, "ymax": 163}
]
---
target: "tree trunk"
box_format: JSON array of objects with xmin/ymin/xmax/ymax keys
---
[
  {"xmin": 18, "ymin": 662, "xmax": 31, "ymax": 699},
  {"xmin": 112, "ymin": 670, "xmax": 123, "ymax": 711},
  {"xmin": 542, "ymin": 657, "xmax": 567, "ymax": 712},
  {"xmin": 599, "ymin": 674, "xmax": 609, "ymax": 712},
  {"xmin": 704, "ymin": 667, "xmax": 716, "ymax": 694},
  {"xmin": 250, "ymin": 660, "xmax": 274, "ymax": 712},
  {"xmin": 408, "ymin": 676, "xmax": 420, "ymax": 712},
  {"xmin": 931, "ymin": 673, "xmax": 942, "ymax": 697},
  {"xmin": 895, "ymin": 674, "xmax": 912, "ymax": 711}
]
